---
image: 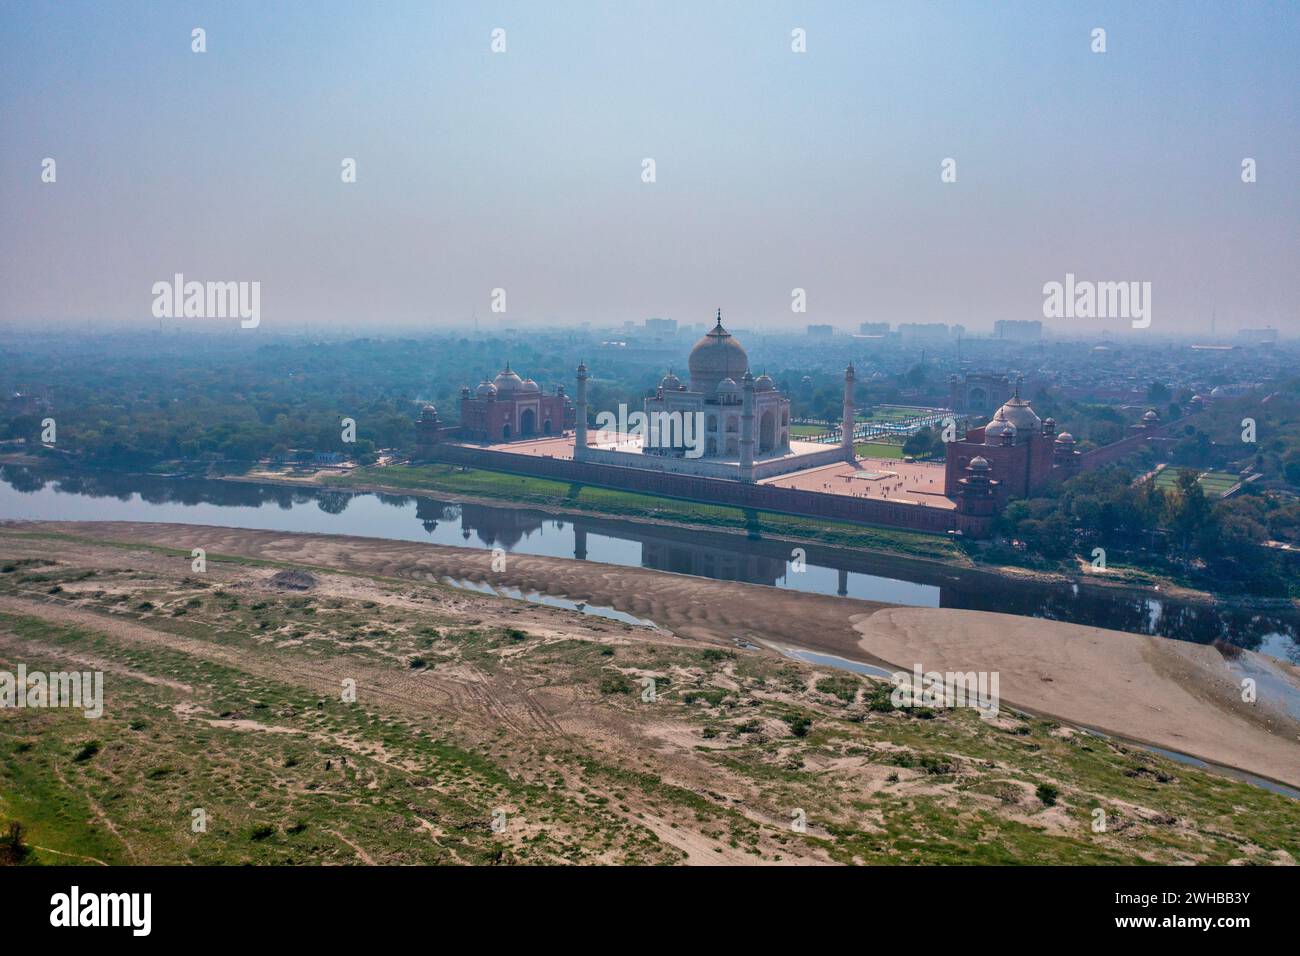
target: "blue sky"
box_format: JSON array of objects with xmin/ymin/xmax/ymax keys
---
[{"xmin": 2, "ymin": 0, "xmax": 1296, "ymax": 334}]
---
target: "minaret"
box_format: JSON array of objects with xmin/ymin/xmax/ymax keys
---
[
  {"xmin": 740, "ymin": 370, "xmax": 756, "ymax": 480},
  {"xmin": 574, "ymin": 361, "xmax": 589, "ymax": 460},
  {"xmin": 841, "ymin": 362, "xmax": 856, "ymax": 461}
]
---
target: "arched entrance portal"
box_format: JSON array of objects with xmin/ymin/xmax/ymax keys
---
[
  {"xmin": 759, "ymin": 410, "xmax": 776, "ymax": 453},
  {"xmin": 520, "ymin": 408, "xmax": 537, "ymax": 437},
  {"xmin": 543, "ymin": 419, "xmax": 553, "ymax": 435},
  {"xmin": 501, "ymin": 423, "xmax": 512, "ymax": 441}
]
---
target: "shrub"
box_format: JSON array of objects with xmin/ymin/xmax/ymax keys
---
[
  {"xmin": 0, "ymin": 821, "xmax": 29, "ymax": 865},
  {"xmin": 1036, "ymin": 783, "xmax": 1059, "ymax": 806},
  {"xmin": 600, "ymin": 675, "xmax": 632, "ymax": 695},
  {"xmin": 815, "ymin": 675, "xmax": 859, "ymax": 703},
  {"xmin": 72, "ymin": 741, "xmax": 101, "ymax": 763},
  {"xmin": 784, "ymin": 714, "xmax": 813, "ymax": 738}
]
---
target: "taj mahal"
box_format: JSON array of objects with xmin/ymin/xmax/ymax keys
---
[
  {"xmin": 642, "ymin": 310, "xmax": 791, "ymax": 459},
  {"xmin": 414, "ymin": 307, "xmax": 1178, "ymax": 538},
  {"xmin": 571, "ymin": 311, "xmax": 853, "ymax": 481}
]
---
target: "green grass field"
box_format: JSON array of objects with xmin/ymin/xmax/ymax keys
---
[
  {"xmin": 855, "ymin": 442, "xmax": 905, "ymax": 460},
  {"xmin": 861, "ymin": 406, "xmax": 937, "ymax": 424},
  {"xmin": 789, "ymin": 424, "xmax": 831, "ymax": 437},
  {"xmin": 1152, "ymin": 468, "xmax": 1239, "ymax": 498}
]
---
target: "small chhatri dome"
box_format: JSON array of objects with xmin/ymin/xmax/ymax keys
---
[
  {"xmin": 984, "ymin": 408, "xmax": 1013, "ymax": 443},
  {"xmin": 688, "ymin": 309, "xmax": 749, "ymax": 394},
  {"xmin": 660, "ymin": 370, "xmax": 681, "ymax": 391},
  {"xmin": 518, "ymin": 377, "xmax": 540, "ymax": 394},
  {"xmin": 968, "ymin": 456, "xmax": 991, "ymax": 472},
  {"xmin": 716, "ymin": 376, "xmax": 740, "ymax": 396},
  {"xmin": 754, "ymin": 372, "xmax": 775, "ymax": 392},
  {"xmin": 1056, "ymin": 431, "xmax": 1075, "ymax": 444},
  {"xmin": 1142, "ymin": 409, "xmax": 1160, "ymax": 422},
  {"xmin": 420, "ymin": 404, "xmax": 438, "ymax": 420},
  {"xmin": 476, "ymin": 380, "xmax": 498, "ymax": 398}
]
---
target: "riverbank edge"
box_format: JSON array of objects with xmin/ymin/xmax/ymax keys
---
[
  {"xmin": 3, "ymin": 453, "xmax": 1291, "ymax": 613},
  {"xmin": 216, "ymin": 469, "xmax": 1291, "ymax": 613}
]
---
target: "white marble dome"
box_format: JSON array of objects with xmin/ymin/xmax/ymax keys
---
[
  {"xmin": 493, "ymin": 366, "xmax": 524, "ymax": 394},
  {"xmin": 689, "ymin": 311, "xmax": 749, "ymax": 394},
  {"xmin": 995, "ymin": 394, "xmax": 1041, "ymax": 434}
]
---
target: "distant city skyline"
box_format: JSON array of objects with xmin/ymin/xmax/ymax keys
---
[{"xmin": 2, "ymin": 1, "xmax": 1297, "ymax": 335}]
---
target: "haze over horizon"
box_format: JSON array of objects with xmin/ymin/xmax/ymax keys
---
[{"xmin": 2, "ymin": 1, "xmax": 1297, "ymax": 336}]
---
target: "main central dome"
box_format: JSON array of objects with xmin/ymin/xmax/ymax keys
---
[{"xmin": 688, "ymin": 310, "xmax": 749, "ymax": 395}]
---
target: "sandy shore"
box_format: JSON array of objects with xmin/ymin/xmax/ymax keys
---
[
  {"xmin": 8, "ymin": 519, "xmax": 1300, "ymax": 788},
  {"xmin": 854, "ymin": 608, "xmax": 1300, "ymax": 789}
]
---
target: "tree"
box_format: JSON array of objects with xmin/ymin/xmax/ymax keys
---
[
  {"xmin": 1166, "ymin": 470, "xmax": 1214, "ymax": 557},
  {"xmin": 902, "ymin": 427, "xmax": 935, "ymax": 459},
  {"xmin": 1147, "ymin": 381, "xmax": 1171, "ymax": 403}
]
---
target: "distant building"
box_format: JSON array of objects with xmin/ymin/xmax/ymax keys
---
[
  {"xmin": 644, "ymin": 317, "xmax": 677, "ymax": 335},
  {"xmin": 897, "ymin": 323, "xmax": 950, "ymax": 343},
  {"xmin": 948, "ymin": 372, "xmax": 1013, "ymax": 415},
  {"xmin": 859, "ymin": 322, "xmax": 890, "ymax": 335},
  {"xmin": 806, "ymin": 324, "xmax": 834, "ymax": 338},
  {"xmin": 994, "ymin": 319, "xmax": 1043, "ymax": 342},
  {"xmin": 1237, "ymin": 327, "xmax": 1278, "ymax": 345}
]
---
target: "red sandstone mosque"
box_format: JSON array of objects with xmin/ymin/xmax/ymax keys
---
[{"xmin": 415, "ymin": 314, "xmax": 1177, "ymax": 538}]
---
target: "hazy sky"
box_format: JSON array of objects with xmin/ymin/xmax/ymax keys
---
[{"xmin": 2, "ymin": 1, "xmax": 1297, "ymax": 335}]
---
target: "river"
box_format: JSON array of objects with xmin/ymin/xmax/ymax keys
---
[{"xmin": 1, "ymin": 464, "xmax": 1296, "ymax": 663}]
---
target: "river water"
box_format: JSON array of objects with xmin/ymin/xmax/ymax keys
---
[{"xmin": 1, "ymin": 464, "xmax": 1296, "ymax": 663}]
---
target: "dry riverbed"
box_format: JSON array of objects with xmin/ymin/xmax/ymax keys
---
[{"xmin": 1, "ymin": 521, "xmax": 1296, "ymax": 865}]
